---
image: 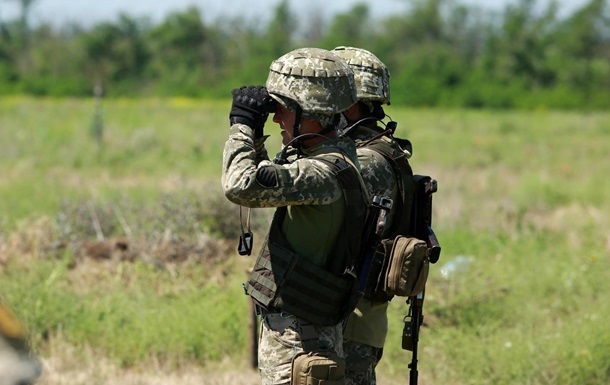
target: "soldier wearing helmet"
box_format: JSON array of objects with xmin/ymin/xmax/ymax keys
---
[
  {"xmin": 222, "ymin": 47, "xmax": 369, "ymax": 385},
  {"xmin": 332, "ymin": 46, "xmax": 414, "ymax": 385}
]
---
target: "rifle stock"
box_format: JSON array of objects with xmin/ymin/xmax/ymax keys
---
[{"xmin": 412, "ymin": 175, "xmax": 441, "ymax": 264}]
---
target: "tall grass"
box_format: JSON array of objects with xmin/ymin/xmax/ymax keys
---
[{"xmin": 1, "ymin": 97, "xmax": 609, "ymax": 384}]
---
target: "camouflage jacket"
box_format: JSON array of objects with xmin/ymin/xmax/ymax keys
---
[{"xmin": 222, "ymin": 123, "xmax": 365, "ymax": 267}]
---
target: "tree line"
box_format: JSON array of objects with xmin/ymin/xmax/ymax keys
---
[{"xmin": 0, "ymin": 0, "xmax": 609, "ymax": 109}]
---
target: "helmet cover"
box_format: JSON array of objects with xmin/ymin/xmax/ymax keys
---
[
  {"xmin": 266, "ymin": 47, "xmax": 358, "ymax": 119},
  {"xmin": 332, "ymin": 46, "xmax": 390, "ymax": 105}
]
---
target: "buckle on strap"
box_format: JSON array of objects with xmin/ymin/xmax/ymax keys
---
[{"xmin": 298, "ymin": 322, "xmax": 319, "ymax": 352}]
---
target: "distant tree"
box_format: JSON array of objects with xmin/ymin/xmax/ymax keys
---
[
  {"xmin": 301, "ymin": 9, "xmax": 326, "ymax": 45},
  {"xmin": 147, "ymin": 6, "xmax": 214, "ymax": 95},
  {"xmin": 81, "ymin": 14, "xmax": 150, "ymax": 93},
  {"xmin": 557, "ymin": 0, "xmax": 610, "ymax": 101},
  {"xmin": 219, "ymin": 1, "xmax": 297, "ymax": 89},
  {"xmin": 374, "ymin": 0, "xmax": 451, "ymax": 75},
  {"xmin": 264, "ymin": 0, "xmax": 295, "ymax": 57},
  {"xmin": 12, "ymin": 0, "xmax": 37, "ymax": 42},
  {"xmin": 0, "ymin": 32, "xmax": 18, "ymax": 92},
  {"xmin": 378, "ymin": 0, "xmax": 471, "ymax": 106},
  {"xmin": 20, "ymin": 23, "xmax": 89, "ymax": 95},
  {"xmin": 4, "ymin": 0, "xmax": 38, "ymax": 73},
  {"xmin": 481, "ymin": 0, "xmax": 558, "ymax": 88},
  {"xmin": 321, "ymin": 3, "xmax": 370, "ymax": 49},
  {"xmin": 149, "ymin": 7, "xmax": 206, "ymax": 70},
  {"xmin": 382, "ymin": 0, "xmax": 447, "ymax": 51}
]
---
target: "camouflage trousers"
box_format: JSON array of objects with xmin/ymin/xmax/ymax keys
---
[
  {"xmin": 258, "ymin": 312, "xmax": 343, "ymax": 385},
  {"xmin": 344, "ymin": 340, "xmax": 383, "ymax": 385}
]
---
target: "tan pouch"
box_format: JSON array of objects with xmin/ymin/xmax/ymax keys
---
[
  {"xmin": 384, "ymin": 236, "xmax": 429, "ymax": 297},
  {"xmin": 291, "ymin": 351, "xmax": 345, "ymax": 385}
]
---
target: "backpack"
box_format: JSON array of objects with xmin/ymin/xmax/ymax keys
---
[{"xmin": 357, "ymin": 136, "xmax": 440, "ymax": 300}]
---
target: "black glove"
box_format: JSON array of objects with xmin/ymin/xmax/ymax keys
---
[{"xmin": 229, "ymin": 85, "xmax": 276, "ymax": 138}]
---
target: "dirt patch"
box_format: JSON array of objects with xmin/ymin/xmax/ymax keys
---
[{"xmin": 71, "ymin": 234, "xmax": 234, "ymax": 266}]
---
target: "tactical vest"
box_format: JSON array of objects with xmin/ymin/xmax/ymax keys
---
[{"xmin": 244, "ymin": 154, "xmax": 368, "ymax": 326}]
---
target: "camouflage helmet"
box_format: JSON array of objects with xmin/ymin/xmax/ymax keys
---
[
  {"xmin": 266, "ymin": 47, "xmax": 358, "ymax": 119},
  {"xmin": 332, "ymin": 46, "xmax": 390, "ymax": 105}
]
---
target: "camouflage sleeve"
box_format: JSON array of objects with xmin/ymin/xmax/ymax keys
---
[
  {"xmin": 222, "ymin": 124, "xmax": 342, "ymax": 208},
  {"xmin": 357, "ymin": 147, "xmax": 397, "ymax": 199},
  {"xmin": 357, "ymin": 146, "xmax": 400, "ymax": 238}
]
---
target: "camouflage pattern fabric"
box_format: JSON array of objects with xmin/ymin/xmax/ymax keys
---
[
  {"xmin": 222, "ymin": 124, "xmax": 360, "ymax": 209},
  {"xmin": 332, "ymin": 46, "xmax": 390, "ymax": 105},
  {"xmin": 343, "ymin": 339, "xmax": 383, "ymax": 385},
  {"xmin": 266, "ymin": 47, "xmax": 358, "ymax": 117},
  {"xmin": 223, "ymin": 120, "xmax": 365, "ymax": 383},
  {"xmin": 258, "ymin": 312, "xmax": 343, "ymax": 385},
  {"xmin": 225, "ymin": 47, "xmax": 364, "ymax": 384},
  {"xmin": 352, "ymin": 125, "xmax": 409, "ymax": 240}
]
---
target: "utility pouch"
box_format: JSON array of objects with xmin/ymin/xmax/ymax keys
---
[
  {"xmin": 384, "ymin": 236, "xmax": 429, "ymax": 297},
  {"xmin": 245, "ymin": 235, "xmax": 358, "ymax": 326},
  {"xmin": 291, "ymin": 351, "xmax": 346, "ymax": 385}
]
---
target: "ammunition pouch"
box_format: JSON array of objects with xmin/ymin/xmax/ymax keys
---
[
  {"xmin": 364, "ymin": 236, "xmax": 429, "ymax": 299},
  {"xmin": 245, "ymin": 234, "xmax": 359, "ymax": 326},
  {"xmin": 291, "ymin": 350, "xmax": 346, "ymax": 385},
  {"xmin": 384, "ymin": 236, "xmax": 429, "ymax": 296}
]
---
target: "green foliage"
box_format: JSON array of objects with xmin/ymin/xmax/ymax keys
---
[
  {"xmin": 320, "ymin": 3, "xmax": 371, "ymax": 49},
  {"xmin": 1, "ymin": 256, "xmax": 250, "ymax": 366}
]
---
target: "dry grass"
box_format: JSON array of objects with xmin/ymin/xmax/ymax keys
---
[
  {"xmin": 35, "ymin": 344, "xmax": 414, "ymax": 385},
  {"xmin": 39, "ymin": 350, "xmax": 260, "ymax": 385}
]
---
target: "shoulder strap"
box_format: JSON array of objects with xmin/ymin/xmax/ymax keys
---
[
  {"xmin": 363, "ymin": 138, "xmax": 415, "ymax": 236},
  {"xmin": 313, "ymin": 154, "xmax": 369, "ymax": 275}
]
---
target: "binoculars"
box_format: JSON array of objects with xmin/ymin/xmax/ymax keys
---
[{"xmin": 262, "ymin": 87, "xmax": 278, "ymax": 113}]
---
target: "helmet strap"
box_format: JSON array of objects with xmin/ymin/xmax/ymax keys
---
[
  {"xmin": 371, "ymin": 102, "xmax": 386, "ymax": 120},
  {"xmin": 293, "ymin": 106, "xmax": 303, "ymax": 152}
]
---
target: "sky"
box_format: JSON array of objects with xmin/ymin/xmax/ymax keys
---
[{"xmin": 0, "ymin": 0, "xmax": 590, "ymax": 27}]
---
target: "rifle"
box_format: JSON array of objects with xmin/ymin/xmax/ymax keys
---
[
  {"xmin": 403, "ymin": 292, "xmax": 424, "ymax": 384},
  {"xmin": 411, "ymin": 175, "xmax": 441, "ymax": 263},
  {"xmin": 402, "ymin": 175, "xmax": 441, "ymax": 385}
]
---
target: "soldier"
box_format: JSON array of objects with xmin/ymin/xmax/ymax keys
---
[
  {"xmin": 222, "ymin": 48, "xmax": 369, "ymax": 385},
  {"xmin": 0, "ymin": 300, "xmax": 42, "ymax": 385},
  {"xmin": 332, "ymin": 46, "xmax": 413, "ymax": 385}
]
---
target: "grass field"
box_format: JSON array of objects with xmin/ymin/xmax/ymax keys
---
[{"xmin": 1, "ymin": 96, "xmax": 609, "ymax": 384}]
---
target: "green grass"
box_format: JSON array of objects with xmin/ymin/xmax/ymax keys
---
[
  {"xmin": 1, "ymin": 97, "xmax": 609, "ymax": 384},
  {"xmin": 0, "ymin": 96, "xmax": 249, "ymax": 229},
  {"xmin": 2, "ymin": 254, "xmax": 251, "ymax": 366}
]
